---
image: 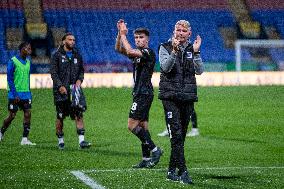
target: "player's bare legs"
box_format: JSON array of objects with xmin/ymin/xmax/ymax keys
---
[{"xmin": 0, "ymin": 111, "xmax": 17, "ymax": 141}]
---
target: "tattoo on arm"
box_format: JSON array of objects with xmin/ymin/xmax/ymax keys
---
[
  {"xmin": 120, "ymin": 35, "xmax": 142, "ymax": 57},
  {"xmin": 115, "ymin": 34, "xmax": 128, "ymax": 56}
]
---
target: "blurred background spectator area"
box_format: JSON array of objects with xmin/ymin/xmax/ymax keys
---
[{"xmin": 0, "ymin": 0, "xmax": 283, "ymax": 73}]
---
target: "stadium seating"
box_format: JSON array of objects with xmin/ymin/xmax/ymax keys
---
[
  {"xmin": 246, "ymin": 0, "xmax": 284, "ymax": 37},
  {"xmin": 0, "ymin": 7, "xmax": 24, "ymax": 65},
  {"xmin": 42, "ymin": 9, "xmax": 236, "ymax": 63},
  {"xmin": 0, "ymin": 0, "xmax": 283, "ymax": 72}
]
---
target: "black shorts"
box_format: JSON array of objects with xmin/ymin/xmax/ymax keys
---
[
  {"xmin": 56, "ymin": 100, "xmax": 83, "ymax": 120},
  {"xmin": 8, "ymin": 99, "xmax": 32, "ymax": 112},
  {"xmin": 129, "ymin": 94, "xmax": 153, "ymax": 121}
]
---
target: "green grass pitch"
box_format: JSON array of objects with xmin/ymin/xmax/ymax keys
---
[{"xmin": 0, "ymin": 86, "xmax": 283, "ymax": 188}]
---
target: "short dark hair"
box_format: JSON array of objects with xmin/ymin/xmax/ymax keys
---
[
  {"xmin": 62, "ymin": 32, "xmax": 74, "ymax": 41},
  {"xmin": 18, "ymin": 42, "xmax": 30, "ymax": 51},
  {"xmin": 134, "ymin": 28, "xmax": 149, "ymax": 36}
]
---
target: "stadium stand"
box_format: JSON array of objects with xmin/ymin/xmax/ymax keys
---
[
  {"xmin": 6, "ymin": 27, "xmax": 23, "ymax": 50},
  {"xmin": 0, "ymin": 0, "xmax": 283, "ymax": 72}
]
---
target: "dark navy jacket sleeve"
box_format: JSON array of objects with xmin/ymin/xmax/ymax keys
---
[{"xmin": 50, "ymin": 52, "xmax": 63, "ymax": 88}]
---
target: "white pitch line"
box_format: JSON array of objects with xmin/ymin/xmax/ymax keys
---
[
  {"xmin": 83, "ymin": 166, "xmax": 284, "ymax": 173},
  {"xmin": 70, "ymin": 170, "xmax": 105, "ymax": 189},
  {"xmin": 71, "ymin": 166, "xmax": 284, "ymax": 188}
]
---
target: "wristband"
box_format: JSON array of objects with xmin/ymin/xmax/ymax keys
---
[{"xmin": 194, "ymin": 51, "xmax": 200, "ymax": 55}]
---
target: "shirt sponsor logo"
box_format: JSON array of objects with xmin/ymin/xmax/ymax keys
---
[{"xmin": 74, "ymin": 58, "xmax": 77, "ymax": 64}]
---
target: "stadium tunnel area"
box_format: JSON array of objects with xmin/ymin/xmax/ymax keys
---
[{"xmin": 0, "ymin": 0, "xmax": 283, "ymax": 73}]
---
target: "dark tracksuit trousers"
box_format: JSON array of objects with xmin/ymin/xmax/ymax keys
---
[{"xmin": 162, "ymin": 100, "xmax": 194, "ymax": 173}]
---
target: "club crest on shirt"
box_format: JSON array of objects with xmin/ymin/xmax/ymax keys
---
[
  {"xmin": 186, "ymin": 52, "xmax": 192, "ymax": 59},
  {"xmin": 61, "ymin": 56, "xmax": 66, "ymax": 63}
]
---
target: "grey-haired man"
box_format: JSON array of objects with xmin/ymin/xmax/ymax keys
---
[{"xmin": 158, "ymin": 20, "xmax": 204, "ymax": 184}]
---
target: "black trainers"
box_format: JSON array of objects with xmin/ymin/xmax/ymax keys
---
[
  {"xmin": 148, "ymin": 147, "xmax": 163, "ymax": 168},
  {"xmin": 179, "ymin": 171, "xmax": 193, "ymax": 184},
  {"xmin": 79, "ymin": 141, "xmax": 91, "ymax": 149},
  {"xmin": 132, "ymin": 160, "xmax": 151, "ymax": 168},
  {"xmin": 167, "ymin": 171, "xmax": 180, "ymax": 182},
  {"xmin": 58, "ymin": 142, "xmax": 65, "ymax": 150}
]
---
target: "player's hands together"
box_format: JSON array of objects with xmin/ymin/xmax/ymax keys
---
[
  {"xmin": 59, "ymin": 86, "xmax": 67, "ymax": 95},
  {"xmin": 172, "ymin": 36, "xmax": 180, "ymax": 54},
  {"xmin": 118, "ymin": 19, "xmax": 128, "ymax": 36},
  {"xmin": 117, "ymin": 19, "xmax": 124, "ymax": 31},
  {"xmin": 193, "ymin": 35, "xmax": 202, "ymax": 52}
]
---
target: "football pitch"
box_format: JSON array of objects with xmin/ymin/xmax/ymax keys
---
[{"xmin": 0, "ymin": 86, "xmax": 283, "ymax": 189}]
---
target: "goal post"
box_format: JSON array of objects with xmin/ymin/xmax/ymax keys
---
[{"xmin": 235, "ymin": 40, "xmax": 284, "ymax": 72}]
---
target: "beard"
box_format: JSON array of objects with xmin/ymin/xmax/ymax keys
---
[{"xmin": 65, "ymin": 43, "xmax": 74, "ymax": 50}]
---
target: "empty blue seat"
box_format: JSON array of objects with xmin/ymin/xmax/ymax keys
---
[{"xmin": 1, "ymin": 7, "xmax": 282, "ymax": 67}]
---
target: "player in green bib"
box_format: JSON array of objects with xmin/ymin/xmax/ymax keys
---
[{"xmin": 0, "ymin": 42, "xmax": 36, "ymax": 145}]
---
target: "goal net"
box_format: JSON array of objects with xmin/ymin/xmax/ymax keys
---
[{"xmin": 235, "ymin": 40, "xmax": 284, "ymax": 71}]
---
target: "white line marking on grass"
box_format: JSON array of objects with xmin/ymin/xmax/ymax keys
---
[
  {"xmin": 83, "ymin": 166, "xmax": 284, "ymax": 173},
  {"xmin": 71, "ymin": 166, "xmax": 284, "ymax": 188},
  {"xmin": 70, "ymin": 170, "xmax": 105, "ymax": 189}
]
